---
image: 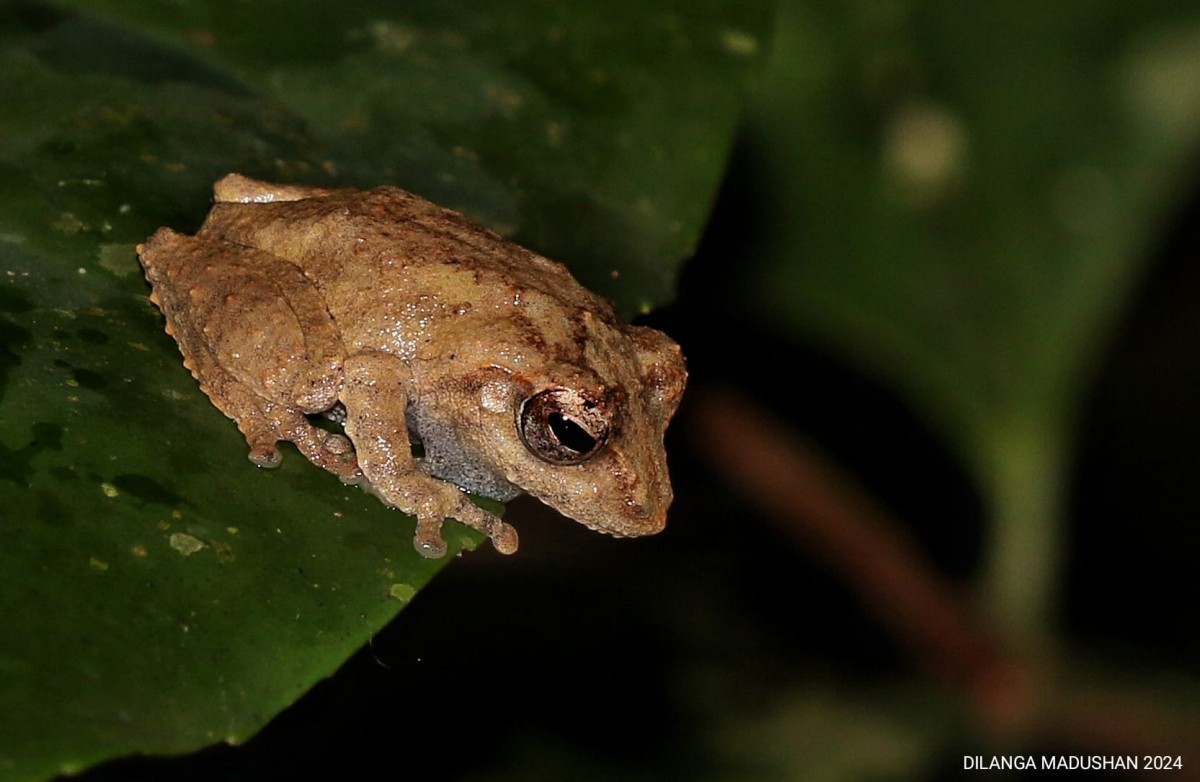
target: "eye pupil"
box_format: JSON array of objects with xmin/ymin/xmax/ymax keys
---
[{"xmin": 548, "ymin": 413, "xmax": 596, "ymax": 454}]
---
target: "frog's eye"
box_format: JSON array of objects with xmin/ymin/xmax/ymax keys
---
[{"xmin": 519, "ymin": 389, "xmax": 611, "ymax": 464}]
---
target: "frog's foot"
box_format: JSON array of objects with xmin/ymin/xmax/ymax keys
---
[
  {"xmin": 486, "ymin": 517, "xmax": 519, "ymax": 555},
  {"xmin": 359, "ymin": 473, "xmax": 517, "ymax": 558},
  {"xmin": 412, "ymin": 517, "xmax": 450, "ymax": 559},
  {"xmin": 228, "ymin": 391, "xmax": 362, "ymax": 484},
  {"xmin": 411, "ymin": 502, "xmax": 518, "ymax": 559}
]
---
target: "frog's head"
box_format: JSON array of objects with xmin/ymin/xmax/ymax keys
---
[
  {"xmin": 417, "ymin": 319, "xmax": 685, "ymax": 542},
  {"xmin": 484, "ymin": 323, "xmax": 687, "ymax": 538}
]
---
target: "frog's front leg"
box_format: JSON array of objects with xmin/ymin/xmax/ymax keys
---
[
  {"xmin": 339, "ymin": 351, "xmax": 518, "ymax": 558},
  {"xmin": 138, "ymin": 229, "xmax": 360, "ymax": 484}
]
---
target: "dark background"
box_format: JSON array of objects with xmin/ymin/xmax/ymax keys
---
[{"xmin": 70, "ymin": 137, "xmax": 1200, "ymax": 782}]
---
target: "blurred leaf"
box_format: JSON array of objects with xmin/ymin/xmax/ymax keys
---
[
  {"xmin": 743, "ymin": 1, "xmax": 1200, "ymax": 638},
  {"xmin": 0, "ymin": 1, "xmax": 771, "ymax": 779}
]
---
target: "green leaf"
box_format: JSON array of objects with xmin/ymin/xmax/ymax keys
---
[
  {"xmin": 0, "ymin": 2, "xmax": 771, "ymax": 779},
  {"xmin": 51, "ymin": 0, "xmax": 772, "ymax": 314},
  {"xmin": 742, "ymin": 1, "xmax": 1200, "ymax": 638}
]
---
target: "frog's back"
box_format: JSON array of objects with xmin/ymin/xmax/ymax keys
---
[{"xmin": 199, "ymin": 184, "xmax": 621, "ymax": 372}]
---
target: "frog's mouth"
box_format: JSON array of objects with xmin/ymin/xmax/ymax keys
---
[{"xmin": 541, "ymin": 491, "xmax": 669, "ymax": 539}]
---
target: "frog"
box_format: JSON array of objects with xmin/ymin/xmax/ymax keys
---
[{"xmin": 137, "ymin": 174, "xmax": 687, "ymax": 558}]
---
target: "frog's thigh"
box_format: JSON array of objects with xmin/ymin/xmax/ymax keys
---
[
  {"xmin": 140, "ymin": 230, "xmax": 357, "ymax": 480},
  {"xmin": 340, "ymin": 352, "xmax": 516, "ymax": 557},
  {"xmin": 141, "ymin": 229, "xmax": 343, "ymax": 411}
]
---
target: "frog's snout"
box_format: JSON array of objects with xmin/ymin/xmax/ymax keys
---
[{"xmin": 623, "ymin": 498, "xmax": 668, "ymax": 536}]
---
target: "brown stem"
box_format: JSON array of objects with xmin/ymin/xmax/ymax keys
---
[
  {"xmin": 690, "ymin": 385, "xmax": 1005, "ymax": 688},
  {"xmin": 688, "ymin": 384, "xmax": 1199, "ymax": 773}
]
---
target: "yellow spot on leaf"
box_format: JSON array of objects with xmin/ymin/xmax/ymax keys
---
[
  {"xmin": 100, "ymin": 482, "xmax": 118, "ymax": 498},
  {"xmin": 389, "ymin": 583, "xmax": 416, "ymax": 602},
  {"xmin": 169, "ymin": 532, "xmax": 206, "ymax": 556}
]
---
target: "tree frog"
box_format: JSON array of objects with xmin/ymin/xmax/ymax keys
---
[{"xmin": 137, "ymin": 175, "xmax": 686, "ymax": 558}]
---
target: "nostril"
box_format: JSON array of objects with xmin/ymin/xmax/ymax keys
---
[{"xmin": 624, "ymin": 498, "xmax": 651, "ymax": 518}]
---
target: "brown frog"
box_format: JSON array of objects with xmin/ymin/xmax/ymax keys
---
[{"xmin": 137, "ymin": 174, "xmax": 686, "ymax": 558}]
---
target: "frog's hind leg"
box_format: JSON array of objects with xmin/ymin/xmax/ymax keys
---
[
  {"xmin": 172, "ymin": 347, "xmax": 359, "ymax": 478},
  {"xmin": 140, "ymin": 229, "xmax": 361, "ymax": 485},
  {"xmin": 210, "ymin": 370, "xmax": 361, "ymax": 485}
]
